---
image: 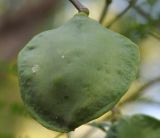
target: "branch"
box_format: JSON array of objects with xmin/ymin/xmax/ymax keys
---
[
  {"xmin": 69, "ymin": 0, "xmax": 89, "ymax": 15},
  {"xmin": 99, "ymin": 0, "xmax": 112, "ymax": 24},
  {"xmin": 132, "ymin": 5, "xmax": 160, "ymax": 40},
  {"xmin": 119, "ymin": 77, "xmax": 160, "ymax": 104},
  {"xmin": 133, "ymin": 5, "xmax": 152, "ymax": 21},
  {"xmin": 106, "ymin": 0, "xmax": 137, "ymax": 28},
  {"xmin": 149, "ymin": 32, "xmax": 160, "ymax": 40}
]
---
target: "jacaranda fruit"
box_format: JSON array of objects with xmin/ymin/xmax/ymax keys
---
[{"xmin": 17, "ymin": 13, "xmax": 140, "ymax": 132}]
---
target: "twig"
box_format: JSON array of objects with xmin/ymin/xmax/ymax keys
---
[
  {"xmin": 119, "ymin": 77, "xmax": 160, "ymax": 104},
  {"xmin": 133, "ymin": 5, "xmax": 152, "ymax": 21},
  {"xmin": 106, "ymin": 0, "xmax": 137, "ymax": 28},
  {"xmin": 149, "ymin": 32, "xmax": 160, "ymax": 40},
  {"xmin": 99, "ymin": 0, "xmax": 112, "ymax": 24},
  {"xmin": 132, "ymin": 5, "xmax": 160, "ymax": 40},
  {"xmin": 69, "ymin": 0, "xmax": 89, "ymax": 15},
  {"xmin": 125, "ymin": 1, "xmax": 159, "ymax": 40}
]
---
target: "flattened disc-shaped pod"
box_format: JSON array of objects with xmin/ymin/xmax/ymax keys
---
[
  {"xmin": 17, "ymin": 13, "xmax": 140, "ymax": 132},
  {"xmin": 107, "ymin": 114, "xmax": 160, "ymax": 138}
]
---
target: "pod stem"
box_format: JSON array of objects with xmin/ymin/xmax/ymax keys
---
[{"xmin": 69, "ymin": 0, "xmax": 89, "ymax": 15}]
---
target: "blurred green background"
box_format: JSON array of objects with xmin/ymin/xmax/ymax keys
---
[{"xmin": 0, "ymin": 0, "xmax": 160, "ymax": 138}]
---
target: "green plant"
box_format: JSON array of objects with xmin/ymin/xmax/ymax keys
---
[{"xmin": 15, "ymin": 1, "xmax": 159, "ymax": 138}]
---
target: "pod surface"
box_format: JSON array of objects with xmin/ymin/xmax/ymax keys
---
[{"xmin": 18, "ymin": 13, "xmax": 140, "ymax": 132}]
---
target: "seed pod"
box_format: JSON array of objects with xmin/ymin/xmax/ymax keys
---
[{"xmin": 17, "ymin": 13, "xmax": 140, "ymax": 132}]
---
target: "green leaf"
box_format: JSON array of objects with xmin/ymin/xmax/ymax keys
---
[{"xmin": 107, "ymin": 114, "xmax": 160, "ymax": 138}]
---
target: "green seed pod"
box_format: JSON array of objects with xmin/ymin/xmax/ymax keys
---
[{"xmin": 17, "ymin": 13, "xmax": 140, "ymax": 132}]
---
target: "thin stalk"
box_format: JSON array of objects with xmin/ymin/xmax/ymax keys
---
[
  {"xmin": 106, "ymin": 0, "xmax": 137, "ymax": 28},
  {"xmin": 149, "ymin": 32, "xmax": 160, "ymax": 40},
  {"xmin": 133, "ymin": 5, "xmax": 152, "ymax": 21},
  {"xmin": 69, "ymin": 0, "xmax": 89, "ymax": 15},
  {"xmin": 119, "ymin": 77, "xmax": 160, "ymax": 104},
  {"xmin": 99, "ymin": 0, "xmax": 112, "ymax": 24}
]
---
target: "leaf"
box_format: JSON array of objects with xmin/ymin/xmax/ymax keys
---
[{"xmin": 107, "ymin": 114, "xmax": 160, "ymax": 138}]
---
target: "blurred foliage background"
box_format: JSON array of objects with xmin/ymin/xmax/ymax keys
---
[{"xmin": 0, "ymin": 0, "xmax": 160, "ymax": 138}]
